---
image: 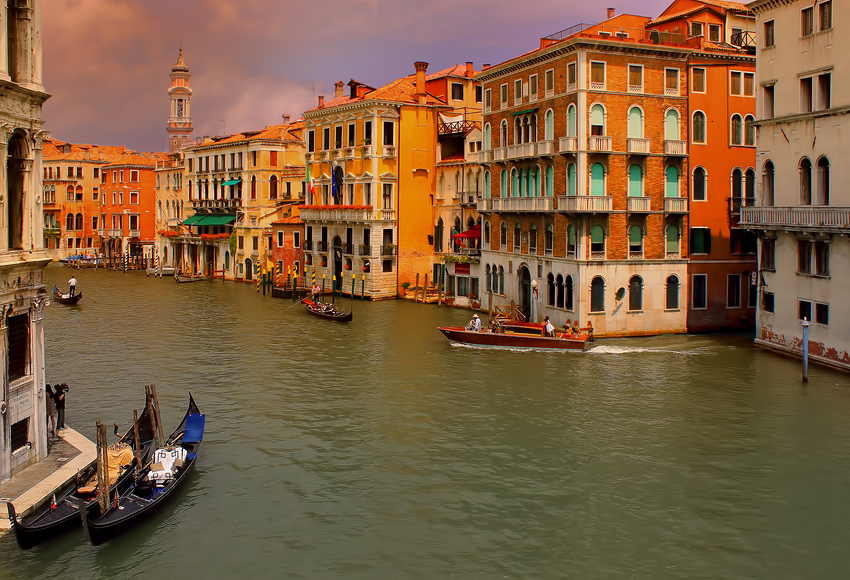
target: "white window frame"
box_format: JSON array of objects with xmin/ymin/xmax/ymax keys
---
[
  {"xmin": 692, "ymin": 273, "xmax": 708, "ymax": 310},
  {"xmin": 708, "ymin": 24, "xmax": 721, "ymax": 42},
  {"xmin": 544, "ymin": 69, "xmax": 555, "ymax": 97},
  {"xmin": 566, "ymin": 62, "xmax": 577, "ymax": 91},
  {"xmin": 529, "ymin": 74, "xmax": 539, "ymax": 101},
  {"xmin": 500, "ymin": 84, "xmax": 508, "ymax": 109},
  {"xmin": 664, "ymin": 68, "xmax": 680, "ymax": 96},
  {"xmin": 691, "ymin": 22, "xmax": 704, "ymax": 37},
  {"xmin": 801, "ymin": 5, "xmax": 814, "ymax": 37},
  {"xmin": 589, "ymin": 61, "xmax": 606, "ymax": 90},
  {"xmin": 514, "ymin": 79, "xmax": 523, "ymax": 105},
  {"xmin": 763, "ymin": 20, "xmax": 775, "ymax": 49},
  {"xmin": 627, "ymin": 64, "xmax": 643, "ymax": 93},
  {"xmin": 484, "ymin": 88, "xmax": 491, "ymax": 112},
  {"xmin": 692, "ymin": 67, "xmax": 706, "ymax": 93}
]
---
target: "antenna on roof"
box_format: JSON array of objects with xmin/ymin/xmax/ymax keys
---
[{"xmin": 220, "ymin": 120, "xmax": 226, "ymax": 135}]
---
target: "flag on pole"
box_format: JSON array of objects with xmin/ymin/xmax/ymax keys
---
[
  {"xmin": 306, "ymin": 162, "xmax": 315, "ymax": 198},
  {"xmin": 331, "ymin": 164, "xmax": 338, "ymax": 201}
]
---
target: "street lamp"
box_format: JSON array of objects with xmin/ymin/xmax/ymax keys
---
[{"xmin": 530, "ymin": 279, "xmax": 538, "ymax": 323}]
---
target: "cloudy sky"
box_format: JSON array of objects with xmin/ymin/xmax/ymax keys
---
[{"xmin": 43, "ymin": 0, "xmax": 673, "ymax": 152}]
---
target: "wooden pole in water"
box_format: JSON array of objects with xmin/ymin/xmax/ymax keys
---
[
  {"xmin": 415, "ymin": 273, "xmax": 420, "ymax": 303},
  {"xmin": 150, "ymin": 384, "xmax": 165, "ymax": 444},
  {"xmin": 802, "ymin": 319, "xmax": 810, "ymax": 383},
  {"xmin": 351, "ymin": 271, "xmax": 355, "ymax": 297},
  {"xmin": 361, "ymin": 274, "xmax": 365, "ymax": 300},
  {"xmin": 132, "ymin": 409, "xmax": 142, "ymax": 468},
  {"xmin": 424, "ymin": 273, "xmax": 429, "ymax": 303},
  {"xmin": 96, "ymin": 422, "xmax": 109, "ymax": 513},
  {"xmin": 145, "ymin": 387, "xmax": 160, "ymax": 449},
  {"xmin": 489, "ymin": 290, "xmax": 493, "ymax": 317}
]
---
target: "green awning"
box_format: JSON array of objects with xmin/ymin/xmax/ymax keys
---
[
  {"xmin": 222, "ymin": 179, "xmax": 242, "ymax": 186},
  {"xmin": 181, "ymin": 215, "xmax": 206, "ymax": 226},
  {"xmin": 195, "ymin": 214, "xmax": 236, "ymax": 226},
  {"xmin": 510, "ymin": 108, "xmax": 538, "ymax": 116}
]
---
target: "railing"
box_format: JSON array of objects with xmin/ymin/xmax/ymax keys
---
[
  {"xmin": 341, "ymin": 242, "xmax": 352, "ymax": 254},
  {"xmin": 728, "ymin": 196, "xmax": 756, "ymax": 214},
  {"xmin": 480, "ymin": 150, "xmax": 493, "ymax": 163},
  {"xmin": 628, "ymin": 84, "xmax": 643, "ymax": 94},
  {"xmin": 361, "ymin": 145, "xmax": 373, "ymax": 158},
  {"xmin": 665, "ymin": 86, "xmax": 680, "ymax": 97},
  {"xmin": 493, "ymin": 147, "xmax": 507, "ymax": 162},
  {"xmin": 303, "ymin": 239, "xmax": 313, "ymax": 251},
  {"xmin": 664, "ymin": 197, "xmax": 688, "ymax": 213},
  {"xmin": 477, "ymin": 196, "xmax": 554, "ymax": 212},
  {"xmin": 558, "ymin": 136, "xmax": 578, "ymax": 154},
  {"xmin": 544, "ymin": 247, "xmax": 553, "ymax": 256},
  {"xmin": 381, "ymin": 244, "xmax": 397, "ymax": 256},
  {"xmin": 506, "ymin": 143, "xmax": 537, "ymax": 159},
  {"xmin": 96, "ymin": 229, "xmax": 105, "ymax": 237},
  {"xmin": 43, "ymin": 227, "xmax": 61, "ymax": 237},
  {"xmin": 129, "ymin": 229, "xmax": 140, "ymax": 238},
  {"xmin": 590, "ymin": 251, "xmax": 605, "ymax": 260},
  {"xmin": 730, "ymin": 30, "xmax": 756, "ymax": 48},
  {"xmin": 557, "ymin": 195, "xmax": 612, "ymax": 212},
  {"xmin": 358, "ymin": 244, "xmax": 371, "ymax": 256},
  {"xmin": 629, "ymin": 251, "xmax": 643, "ymax": 259},
  {"xmin": 667, "ymin": 251, "xmax": 681, "ymax": 259},
  {"xmin": 537, "ymin": 140, "xmax": 556, "ymax": 155},
  {"xmin": 381, "ymin": 209, "xmax": 395, "ymax": 220},
  {"xmin": 316, "ymin": 241, "xmax": 327, "ymax": 252},
  {"xmin": 588, "ymin": 136, "xmax": 612, "ymax": 152},
  {"xmin": 109, "ymin": 229, "xmax": 122, "ymax": 237},
  {"xmin": 664, "ymin": 140, "xmax": 686, "ymax": 155},
  {"xmin": 627, "ymin": 197, "xmax": 651, "ymax": 212},
  {"xmin": 739, "ymin": 207, "xmax": 850, "ymax": 229},
  {"xmin": 299, "ymin": 207, "xmax": 374, "ymax": 222},
  {"xmin": 457, "ymin": 191, "xmax": 478, "ymax": 206},
  {"xmin": 627, "ymin": 138, "xmax": 650, "ymax": 154},
  {"xmin": 344, "ymin": 147, "xmax": 355, "ymax": 159}
]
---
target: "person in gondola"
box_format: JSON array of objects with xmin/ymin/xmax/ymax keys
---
[
  {"xmin": 311, "ymin": 283, "xmax": 320, "ymax": 303},
  {"xmin": 68, "ymin": 276, "xmax": 77, "ymax": 296}
]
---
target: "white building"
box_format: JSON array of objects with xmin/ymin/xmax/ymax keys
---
[
  {"xmin": 0, "ymin": 0, "xmax": 51, "ymax": 480},
  {"xmin": 742, "ymin": 0, "xmax": 849, "ymax": 370}
]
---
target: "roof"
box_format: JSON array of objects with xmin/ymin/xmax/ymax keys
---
[
  {"xmin": 42, "ymin": 139, "xmax": 155, "ymax": 163},
  {"xmin": 185, "ymin": 121, "xmax": 305, "ymax": 151},
  {"xmin": 271, "ymin": 216, "xmax": 303, "ymax": 225},
  {"xmin": 424, "ymin": 64, "xmax": 477, "ymax": 81},
  {"xmin": 305, "ymin": 74, "xmax": 446, "ymax": 114},
  {"xmin": 647, "ymin": 0, "xmax": 749, "ymax": 26}
]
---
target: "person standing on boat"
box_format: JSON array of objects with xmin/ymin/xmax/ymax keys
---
[
  {"xmin": 468, "ymin": 313, "xmax": 482, "ymax": 332},
  {"xmin": 55, "ymin": 383, "xmax": 68, "ymax": 430},
  {"xmin": 67, "ymin": 276, "xmax": 77, "ymax": 296},
  {"xmin": 45, "ymin": 384, "xmax": 57, "ymax": 437},
  {"xmin": 311, "ymin": 282, "xmax": 320, "ymax": 303},
  {"xmin": 543, "ymin": 316, "xmax": 555, "ymax": 337}
]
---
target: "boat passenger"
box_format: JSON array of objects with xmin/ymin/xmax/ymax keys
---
[
  {"xmin": 67, "ymin": 277, "xmax": 77, "ymax": 296},
  {"xmin": 543, "ymin": 316, "xmax": 555, "ymax": 337},
  {"xmin": 467, "ymin": 314, "xmax": 482, "ymax": 332},
  {"xmin": 311, "ymin": 283, "xmax": 320, "ymax": 303}
]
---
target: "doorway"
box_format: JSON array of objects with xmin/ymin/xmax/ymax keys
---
[
  {"xmin": 332, "ymin": 236, "xmax": 343, "ymax": 291},
  {"xmin": 518, "ymin": 265, "xmax": 531, "ymax": 320}
]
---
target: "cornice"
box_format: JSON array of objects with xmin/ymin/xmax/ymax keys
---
[{"xmin": 748, "ymin": 0, "xmax": 798, "ymax": 16}]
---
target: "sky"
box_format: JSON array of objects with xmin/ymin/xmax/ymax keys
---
[{"xmin": 43, "ymin": 0, "xmax": 673, "ymax": 153}]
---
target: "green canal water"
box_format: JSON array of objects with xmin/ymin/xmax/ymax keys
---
[{"xmin": 2, "ymin": 264, "xmax": 850, "ymax": 578}]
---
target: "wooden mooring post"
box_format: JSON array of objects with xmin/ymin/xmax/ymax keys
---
[
  {"xmin": 424, "ymin": 273, "xmax": 429, "ymax": 303},
  {"xmin": 95, "ymin": 422, "xmax": 109, "ymax": 513},
  {"xmin": 415, "ymin": 273, "xmax": 420, "ymax": 303}
]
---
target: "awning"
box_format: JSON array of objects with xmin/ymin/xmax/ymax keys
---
[
  {"xmin": 194, "ymin": 214, "xmax": 236, "ymax": 226},
  {"xmin": 222, "ymin": 179, "xmax": 242, "ymax": 186},
  {"xmin": 510, "ymin": 108, "xmax": 538, "ymax": 116},
  {"xmin": 451, "ymin": 225, "xmax": 481, "ymax": 240},
  {"xmin": 181, "ymin": 215, "xmax": 206, "ymax": 226}
]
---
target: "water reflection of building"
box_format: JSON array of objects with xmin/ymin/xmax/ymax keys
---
[
  {"xmin": 0, "ymin": 0, "xmax": 51, "ymax": 481},
  {"xmin": 742, "ymin": 0, "xmax": 849, "ymax": 371}
]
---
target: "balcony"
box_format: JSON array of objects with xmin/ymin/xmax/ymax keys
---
[
  {"xmin": 383, "ymin": 146, "xmax": 396, "ymax": 159},
  {"xmin": 109, "ymin": 229, "xmax": 122, "ymax": 237},
  {"xmin": 299, "ymin": 207, "xmax": 382, "ymax": 222},
  {"xmin": 97, "ymin": 229, "xmax": 105, "ymax": 237},
  {"xmin": 344, "ymin": 147, "xmax": 355, "ymax": 159},
  {"xmin": 341, "ymin": 242, "xmax": 352, "ymax": 255},
  {"xmin": 557, "ymin": 195, "xmax": 612, "ymax": 213},
  {"xmin": 664, "ymin": 197, "xmax": 688, "ymax": 213},
  {"xmin": 129, "ymin": 229, "xmax": 141, "ymax": 238},
  {"xmin": 381, "ymin": 244, "xmax": 397, "ymax": 256},
  {"xmin": 627, "ymin": 197, "xmax": 651, "ymax": 212},
  {"xmin": 588, "ymin": 136, "xmax": 612, "ymax": 152},
  {"xmin": 507, "ymin": 143, "xmax": 537, "ymax": 159},
  {"xmin": 664, "ymin": 140, "xmax": 686, "ymax": 156},
  {"xmin": 479, "ymin": 150, "xmax": 493, "ymax": 163},
  {"xmin": 627, "ymin": 138, "xmax": 650, "ymax": 154},
  {"xmin": 361, "ymin": 144, "xmax": 373, "ymax": 158},
  {"xmin": 358, "ymin": 244, "xmax": 371, "ymax": 256},
  {"xmin": 316, "ymin": 241, "xmax": 328, "ymax": 252},
  {"xmin": 739, "ymin": 206, "xmax": 850, "ymax": 232},
  {"xmin": 477, "ymin": 196, "xmax": 554, "ymax": 213},
  {"xmin": 537, "ymin": 140, "xmax": 556, "ymax": 156},
  {"xmin": 558, "ymin": 136, "xmax": 578, "ymax": 154},
  {"xmin": 303, "ymin": 239, "xmax": 313, "ymax": 251},
  {"xmin": 493, "ymin": 147, "xmax": 507, "ymax": 162},
  {"xmin": 728, "ymin": 196, "xmax": 756, "ymax": 215},
  {"xmin": 457, "ymin": 191, "xmax": 478, "ymax": 207},
  {"xmin": 43, "ymin": 227, "xmax": 60, "ymax": 237}
]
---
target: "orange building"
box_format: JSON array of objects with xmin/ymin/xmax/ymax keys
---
[
  {"xmin": 648, "ymin": 0, "xmax": 757, "ymax": 331},
  {"xmin": 270, "ymin": 215, "xmax": 304, "ymax": 284}
]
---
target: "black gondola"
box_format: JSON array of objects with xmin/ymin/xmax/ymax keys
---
[
  {"xmin": 8, "ymin": 403, "xmax": 156, "ymax": 549},
  {"xmin": 85, "ymin": 393, "xmax": 205, "ymax": 545},
  {"xmin": 301, "ymin": 298, "xmax": 353, "ymax": 322},
  {"xmin": 53, "ymin": 286, "xmax": 83, "ymax": 305}
]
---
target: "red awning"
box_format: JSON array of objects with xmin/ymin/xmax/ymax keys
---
[{"xmin": 451, "ymin": 225, "xmax": 481, "ymax": 239}]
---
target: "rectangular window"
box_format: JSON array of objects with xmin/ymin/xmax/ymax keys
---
[
  {"xmin": 112, "ymin": 170, "xmax": 117, "ymax": 182},
  {"xmin": 628, "ymin": 65, "xmax": 643, "ymax": 90},
  {"xmin": 665, "ymin": 68, "xmax": 679, "ymax": 94},
  {"xmin": 692, "ymin": 67, "xmax": 706, "ymax": 93},
  {"xmin": 451, "ymin": 82, "xmax": 463, "ymax": 100},
  {"xmin": 382, "ymin": 259, "xmax": 392, "ymax": 273},
  {"xmin": 364, "ymin": 121, "xmax": 372, "ymax": 143},
  {"xmin": 816, "ymin": 302, "xmax": 829, "ymax": 325},
  {"xmin": 238, "ymin": 236, "xmax": 244, "ymax": 250},
  {"xmin": 763, "ymin": 291, "xmax": 775, "ymax": 313},
  {"xmin": 743, "ymin": 73, "xmax": 754, "ymax": 96},
  {"xmin": 761, "ymin": 238, "xmax": 776, "ymax": 270},
  {"xmin": 307, "ymin": 130, "xmax": 315, "ymax": 152},
  {"xmin": 363, "ymin": 182, "xmax": 371, "ymax": 206},
  {"xmin": 92, "ymin": 216, "xmax": 98, "ymax": 229},
  {"xmin": 322, "ymin": 128, "xmax": 330, "ymax": 150},
  {"xmin": 293, "ymin": 232, "xmax": 300, "ymax": 248},
  {"xmin": 277, "ymin": 231, "xmax": 284, "ymax": 247},
  {"xmin": 529, "ymin": 75, "xmax": 538, "ymax": 100},
  {"xmin": 817, "ymin": 73, "xmax": 831, "ymax": 110},
  {"xmin": 382, "ymin": 183, "xmax": 393, "ymax": 209},
  {"xmin": 763, "ymin": 84, "xmax": 775, "ymax": 117},
  {"xmin": 545, "ymin": 69, "xmax": 554, "ymax": 95},
  {"xmin": 590, "ymin": 61, "xmax": 605, "ymax": 87},
  {"xmin": 252, "ymin": 236, "xmax": 258, "ymax": 251},
  {"xmin": 484, "ymin": 88, "xmax": 491, "ymax": 111},
  {"xmin": 820, "ymin": 0, "xmax": 832, "ymax": 31},
  {"xmin": 802, "ymin": 6, "xmax": 814, "ymax": 36},
  {"xmin": 692, "ymin": 274, "xmax": 708, "ymax": 309},
  {"xmin": 692, "ymin": 22, "xmax": 704, "ymax": 37},
  {"xmin": 567, "ymin": 62, "xmax": 577, "ymax": 89},
  {"xmin": 383, "ymin": 121, "xmax": 394, "ymax": 146},
  {"xmin": 93, "ymin": 168, "xmax": 99, "ymax": 178},
  {"xmin": 270, "ymin": 151, "xmax": 278, "ymax": 166},
  {"xmin": 475, "ymin": 85, "xmax": 482, "ymax": 103},
  {"xmin": 130, "ymin": 191, "xmax": 139, "ymax": 204},
  {"xmin": 814, "ymin": 241, "xmax": 829, "ymax": 276},
  {"xmin": 347, "ymin": 123, "xmax": 355, "ymax": 146},
  {"xmin": 730, "ymin": 71, "xmax": 741, "ymax": 95},
  {"xmin": 799, "ymin": 299, "xmax": 812, "ymax": 322},
  {"xmin": 800, "ymin": 77, "xmax": 813, "ymax": 113},
  {"xmin": 67, "ymin": 166, "xmax": 74, "ymax": 178},
  {"xmin": 76, "ymin": 167, "xmax": 83, "ymax": 178},
  {"xmin": 10, "ymin": 418, "xmax": 28, "ymax": 452},
  {"xmin": 500, "ymin": 84, "xmax": 508, "ymax": 108},
  {"xmin": 708, "ymin": 24, "xmax": 721, "ymax": 42},
  {"xmin": 514, "ymin": 79, "xmax": 522, "ymax": 103},
  {"xmin": 691, "ymin": 227, "xmax": 712, "ymax": 254},
  {"xmin": 798, "ymin": 240, "xmax": 813, "ymax": 274},
  {"xmin": 727, "ymin": 274, "xmax": 741, "ymax": 308}
]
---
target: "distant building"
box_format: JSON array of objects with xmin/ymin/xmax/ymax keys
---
[
  {"xmin": 167, "ymin": 49, "xmax": 194, "ymax": 153},
  {"xmin": 153, "ymin": 151, "xmax": 187, "ymax": 269},
  {"xmin": 0, "ymin": 0, "xmax": 51, "ymax": 481},
  {"xmin": 270, "ymin": 215, "xmax": 305, "ymax": 284},
  {"xmin": 741, "ymin": 0, "xmax": 848, "ymax": 370}
]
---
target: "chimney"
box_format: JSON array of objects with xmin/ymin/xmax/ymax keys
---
[
  {"xmin": 318, "ymin": 95, "xmax": 325, "ymax": 108},
  {"xmin": 84, "ymin": 147, "xmax": 90, "ymax": 161},
  {"xmin": 607, "ymin": 7, "xmax": 615, "ymax": 19},
  {"xmin": 334, "ymin": 80, "xmax": 344, "ymax": 98},
  {"xmin": 483, "ymin": 64, "xmax": 491, "ymax": 70},
  {"xmin": 282, "ymin": 114, "xmax": 291, "ymax": 125},
  {"xmin": 465, "ymin": 61, "xmax": 473, "ymax": 77},
  {"xmin": 92, "ymin": 145, "xmax": 99, "ymax": 160},
  {"xmin": 414, "ymin": 61, "xmax": 428, "ymax": 97}
]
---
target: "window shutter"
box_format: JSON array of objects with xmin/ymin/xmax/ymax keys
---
[
  {"xmin": 706, "ymin": 228, "xmax": 712, "ymax": 254},
  {"xmin": 629, "ymin": 225, "xmax": 642, "ymax": 245}
]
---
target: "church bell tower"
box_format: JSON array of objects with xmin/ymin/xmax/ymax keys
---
[{"xmin": 167, "ymin": 48, "xmax": 194, "ymax": 153}]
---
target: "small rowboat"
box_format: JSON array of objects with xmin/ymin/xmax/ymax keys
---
[
  {"xmin": 85, "ymin": 393, "xmax": 205, "ymax": 545},
  {"xmin": 174, "ymin": 273, "xmax": 206, "ymax": 283},
  {"xmin": 8, "ymin": 403, "xmax": 157, "ymax": 549},
  {"xmin": 438, "ymin": 320, "xmax": 590, "ymax": 351},
  {"xmin": 53, "ymin": 286, "xmax": 83, "ymax": 305},
  {"xmin": 301, "ymin": 298, "xmax": 353, "ymax": 322}
]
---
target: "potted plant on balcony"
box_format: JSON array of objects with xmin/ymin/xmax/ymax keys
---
[
  {"xmin": 360, "ymin": 139, "xmax": 371, "ymax": 156},
  {"xmin": 384, "ymin": 243, "xmax": 395, "ymax": 255},
  {"xmin": 358, "ymin": 243, "xmax": 366, "ymax": 254},
  {"xmin": 384, "ymin": 145, "xmax": 396, "ymax": 158}
]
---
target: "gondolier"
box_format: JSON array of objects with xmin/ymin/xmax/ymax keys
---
[{"xmin": 68, "ymin": 276, "xmax": 77, "ymax": 296}]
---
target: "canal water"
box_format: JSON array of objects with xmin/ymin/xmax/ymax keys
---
[{"xmin": 1, "ymin": 265, "xmax": 849, "ymax": 578}]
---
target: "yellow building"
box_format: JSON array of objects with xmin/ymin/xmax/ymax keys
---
[
  {"xmin": 301, "ymin": 62, "xmax": 447, "ymax": 298},
  {"xmin": 153, "ymin": 151, "xmax": 187, "ymax": 270}
]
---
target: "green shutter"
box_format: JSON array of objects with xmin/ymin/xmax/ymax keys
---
[
  {"xmin": 629, "ymin": 164, "xmax": 642, "ymax": 197},
  {"xmin": 628, "ymin": 108, "xmax": 642, "ymax": 138},
  {"xmin": 591, "ymin": 163, "xmax": 605, "ymax": 196},
  {"xmin": 568, "ymin": 164, "xmax": 576, "ymax": 196},
  {"xmin": 568, "ymin": 106, "xmax": 576, "ymax": 136},
  {"xmin": 629, "ymin": 225, "xmax": 642, "ymax": 245},
  {"xmin": 665, "ymin": 110, "xmax": 679, "ymax": 140},
  {"xmin": 666, "ymin": 225, "xmax": 679, "ymax": 253},
  {"xmin": 590, "ymin": 105, "xmax": 604, "ymax": 127},
  {"xmin": 591, "ymin": 224, "xmax": 604, "ymax": 244},
  {"xmin": 666, "ymin": 166, "xmax": 679, "ymax": 197},
  {"xmin": 546, "ymin": 166, "xmax": 554, "ymax": 196},
  {"xmin": 568, "ymin": 225, "xmax": 576, "ymax": 245}
]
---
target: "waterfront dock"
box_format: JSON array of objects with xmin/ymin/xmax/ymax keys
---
[{"xmin": 0, "ymin": 427, "xmax": 96, "ymax": 533}]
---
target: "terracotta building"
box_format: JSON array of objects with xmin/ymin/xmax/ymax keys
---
[{"xmin": 270, "ymin": 215, "xmax": 304, "ymax": 284}]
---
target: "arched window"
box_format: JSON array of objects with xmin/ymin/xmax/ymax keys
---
[
  {"xmin": 763, "ymin": 161, "xmax": 775, "ymax": 206},
  {"xmin": 590, "ymin": 277, "xmax": 605, "ymax": 312},
  {"xmin": 665, "ymin": 165, "xmax": 679, "ymax": 197},
  {"xmin": 590, "ymin": 104, "xmax": 605, "ymax": 136},
  {"xmin": 529, "ymin": 223, "xmax": 538, "ymax": 254},
  {"xmin": 666, "ymin": 275, "xmax": 680, "ymax": 309},
  {"xmin": 188, "ymin": 180, "xmax": 193, "ymax": 200},
  {"xmin": 545, "ymin": 165, "xmax": 554, "ymax": 196},
  {"xmin": 500, "ymin": 120, "xmax": 508, "ymax": 146},
  {"xmin": 799, "ymin": 157, "xmax": 812, "ymax": 205},
  {"xmin": 731, "ymin": 168, "xmax": 743, "ymax": 201},
  {"xmin": 511, "ymin": 169, "xmax": 518, "ymax": 197},
  {"xmin": 590, "ymin": 224, "xmax": 605, "ymax": 256},
  {"xmin": 75, "ymin": 185, "xmax": 83, "ymax": 200},
  {"xmin": 486, "ymin": 265, "xmax": 492, "ymax": 293},
  {"xmin": 547, "ymin": 273, "xmax": 555, "ymax": 306},
  {"xmin": 629, "ymin": 275, "xmax": 643, "ymax": 311},
  {"xmin": 75, "ymin": 213, "xmax": 83, "ymax": 230},
  {"xmin": 518, "ymin": 169, "xmax": 526, "ymax": 197},
  {"xmin": 544, "ymin": 224, "xmax": 553, "ymax": 255},
  {"xmin": 628, "ymin": 164, "xmax": 642, "ymax": 197},
  {"xmin": 500, "ymin": 222, "xmax": 507, "ymax": 248},
  {"xmin": 245, "ymin": 258, "xmax": 253, "ymax": 281},
  {"xmin": 484, "ymin": 124, "xmax": 491, "ymax": 150},
  {"xmin": 500, "ymin": 170, "xmax": 507, "ymax": 196},
  {"xmin": 693, "ymin": 111, "xmax": 706, "ymax": 144},
  {"xmin": 666, "ymin": 224, "xmax": 679, "ymax": 255},
  {"xmin": 745, "ymin": 169, "xmax": 756, "ymax": 204},
  {"xmin": 484, "ymin": 171, "xmax": 491, "ymax": 198},
  {"xmin": 66, "ymin": 185, "xmax": 73, "ymax": 200},
  {"xmin": 434, "ymin": 218, "xmax": 443, "ymax": 252},
  {"xmin": 567, "ymin": 225, "xmax": 577, "ymax": 256},
  {"xmin": 513, "ymin": 222, "xmax": 521, "ymax": 251},
  {"xmin": 567, "ymin": 163, "xmax": 576, "ymax": 196},
  {"xmin": 544, "ymin": 109, "xmax": 554, "ymax": 141},
  {"xmin": 745, "ymin": 115, "xmax": 756, "ymax": 146},
  {"xmin": 590, "ymin": 163, "xmax": 605, "ymax": 196},
  {"xmin": 628, "ymin": 107, "xmax": 643, "ymax": 138},
  {"xmin": 66, "ymin": 213, "xmax": 74, "ymax": 231},
  {"xmin": 567, "ymin": 104, "xmax": 577, "ymax": 136},
  {"xmin": 565, "ymin": 276, "xmax": 574, "ymax": 311},
  {"xmin": 556, "ymin": 274, "xmax": 565, "ymax": 308},
  {"xmin": 483, "ymin": 221, "xmax": 491, "ymax": 248},
  {"xmin": 499, "ymin": 266, "xmax": 505, "ymax": 295},
  {"xmin": 731, "ymin": 114, "xmax": 743, "ymax": 145},
  {"xmin": 629, "ymin": 225, "xmax": 643, "ymax": 256},
  {"xmin": 269, "ymin": 175, "xmax": 278, "ymax": 199},
  {"xmin": 251, "ymin": 176, "xmax": 257, "ymax": 200},
  {"xmin": 816, "ymin": 157, "xmax": 830, "ymax": 205},
  {"xmin": 665, "ymin": 109, "xmax": 680, "ymax": 140},
  {"xmin": 693, "ymin": 167, "xmax": 706, "ymax": 201}
]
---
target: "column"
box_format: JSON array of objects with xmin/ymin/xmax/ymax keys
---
[
  {"xmin": 30, "ymin": 295, "xmax": 48, "ymax": 460},
  {"xmin": 0, "ymin": 304, "xmax": 11, "ymax": 481}
]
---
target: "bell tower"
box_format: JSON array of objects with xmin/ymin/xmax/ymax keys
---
[{"xmin": 167, "ymin": 48, "xmax": 194, "ymax": 153}]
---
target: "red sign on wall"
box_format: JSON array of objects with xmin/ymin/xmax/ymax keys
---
[{"xmin": 455, "ymin": 263, "xmax": 470, "ymax": 275}]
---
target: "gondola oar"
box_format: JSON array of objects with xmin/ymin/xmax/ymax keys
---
[{"xmin": 85, "ymin": 295, "xmax": 98, "ymax": 304}]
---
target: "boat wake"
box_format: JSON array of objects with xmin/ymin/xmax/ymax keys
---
[
  {"xmin": 449, "ymin": 342, "xmax": 583, "ymax": 354},
  {"xmin": 587, "ymin": 344, "xmax": 718, "ymax": 355}
]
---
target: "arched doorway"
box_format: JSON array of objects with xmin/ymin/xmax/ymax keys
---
[
  {"xmin": 517, "ymin": 265, "xmax": 531, "ymax": 321},
  {"xmin": 332, "ymin": 235, "xmax": 343, "ymax": 291},
  {"xmin": 7, "ymin": 132, "xmax": 27, "ymax": 250},
  {"xmin": 245, "ymin": 257, "xmax": 253, "ymax": 281}
]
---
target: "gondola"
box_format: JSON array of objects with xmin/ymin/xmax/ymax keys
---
[
  {"xmin": 53, "ymin": 286, "xmax": 83, "ymax": 305},
  {"xmin": 85, "ymin": 393, "xmax": 205, "ymax": 545},
  {"xmin": 301, "ymin": 298, "xmax": 353, "ymax": 322},
  {"xmin": 8, "ymin": 403, "xmax": 157, "ymax": 549}
]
